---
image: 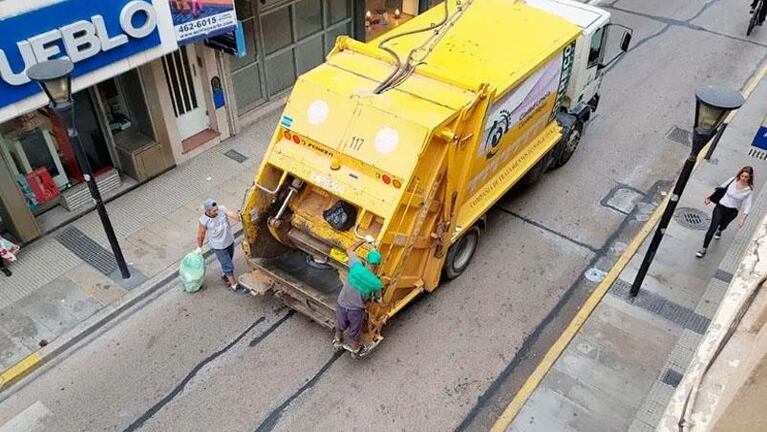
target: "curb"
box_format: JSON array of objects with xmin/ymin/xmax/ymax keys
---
[{"xmin": 0, "ymin": 229, "xmax": 244, "ymax": 395}]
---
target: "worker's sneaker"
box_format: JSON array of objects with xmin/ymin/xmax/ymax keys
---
[
  {"xmin": 696, "ymin": 249, "xmax": 707, "ymax": 258},
  {"xmin": 229, "ymin": 283, "xmax": 240, "ymax": 291},
  {"xmin": 350, "ymin": 345, "xmax": 370, "ymax": 359},
  {"xmin": 714, "ymin": 230, "xmax": 722, "ymax": 240},
  {"xmin": 332, "ymin": 336, "xmax": 343, "ymax": 351}
]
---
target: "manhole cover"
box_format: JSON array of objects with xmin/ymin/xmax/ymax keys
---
[
  {"xmin": 674, "ymin": 207, "xmax": 710, "ymax": 231},
  {"xmin": 666, "ymin": 126, "xmax": 691, "ymax": 146}
]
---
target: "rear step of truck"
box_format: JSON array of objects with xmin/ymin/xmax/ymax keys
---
[{"xmin": 239, "ymin": 250, "xmax": 341, "ymax": 329}]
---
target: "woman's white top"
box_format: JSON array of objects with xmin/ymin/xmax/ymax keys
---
[{"xmin": 719, "ymin": 177, "xmax": 754, "ymax": 214}]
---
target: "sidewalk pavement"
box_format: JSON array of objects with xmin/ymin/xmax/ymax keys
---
[
  {"xmin": 506, "ymin": 78, "xmax": 767, "ymax": 430},
  {"xmin": 0, "ymin": 110, "xmax": 281, "ymax": 387}
]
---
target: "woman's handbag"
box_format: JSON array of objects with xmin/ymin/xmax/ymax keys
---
[{"xmin": 709, "ymin": 179, "xmax": 734, "ymax": 204}]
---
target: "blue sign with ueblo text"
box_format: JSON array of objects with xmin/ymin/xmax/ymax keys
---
[
  {"xmin": 0, "ymin": 0, "xmax": 163, "ymax": 109},
  {"xmin": 753, "ymin": 125, "xmax": 767, "ymax": 150}
]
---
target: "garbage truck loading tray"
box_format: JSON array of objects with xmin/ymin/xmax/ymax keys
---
[{"xmin": 253, "ymin": 250, "xmax": 342, "ymax": 329}]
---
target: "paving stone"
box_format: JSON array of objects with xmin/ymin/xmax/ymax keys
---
[
  {"xmin": 510, "ymin": 387, "xmax": 621, "ymax": 432},
  {"xmin": 0, "ymin": 327, "xmax": 33, "ymax": 371},
  {"xmin": 628, "ymin": 418, "xmax": 657, "ymax": 432},
  {"xmin": 0, "ymin": 306, "xmax": 56, "ymax": 353},
  {"xmin": 694, "ymin": 279, "xmax": 729, "ymax": 319},
  {"xmin": 0, "ymin": 240, "xmax": 82, "ymax": 309},
  {"xmin": 542, "ymin": 367, "xmax": 636, "ymax": 430},
  {"xmin": 63, "ymin": 264, "xmax": 128, "ymax": 306},
  {"xmin": 13, "ymin": 277, "xmax": 103, "ymax": 334}
]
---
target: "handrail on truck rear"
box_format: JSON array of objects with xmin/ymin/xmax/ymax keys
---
[{"xmin": 254, "ymin": 171, "xmax": 288, "ymax": 195}]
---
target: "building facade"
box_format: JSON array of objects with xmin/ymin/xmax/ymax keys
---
[{"xmin": 0, "ymin": 0, "xmax": 438, "ymax": 243}]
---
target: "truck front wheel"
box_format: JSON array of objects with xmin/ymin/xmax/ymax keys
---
[
  {"xmin": 549, "ymin": 122, "xmax": 582, "ymax": 170},
  {"xmin": 442, "ymin": 225, "xmax": 481, "ymax": 280}
]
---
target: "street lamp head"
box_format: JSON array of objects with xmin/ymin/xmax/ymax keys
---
[
  {"xmin": 27, "ymin": 58, "xmax": 74, "ymax": 106},
  {"xmin": 694, "ymin": 85, "xmax": 744, "ymax": 134}
]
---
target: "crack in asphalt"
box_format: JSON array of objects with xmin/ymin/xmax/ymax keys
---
[
  {"xmin": 493, "ymin": 206, "xmax": 601, "ymax": 253},
  {"xmin": 123, "ymin": 315, "xmax": 271, "ymax": 432},
  {"xmin": 253, "ymin": 351, "xmax": 344, "ymax": 432}
]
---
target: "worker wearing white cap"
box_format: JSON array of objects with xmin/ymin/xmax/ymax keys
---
[{"xmin": 197, "ymin": 198, "xmax": 241, "ymax": 290}]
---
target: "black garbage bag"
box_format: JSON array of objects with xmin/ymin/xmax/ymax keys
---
[{"xmin": 323, "ymin": 200, "xmax": 357, "ymax": 231}]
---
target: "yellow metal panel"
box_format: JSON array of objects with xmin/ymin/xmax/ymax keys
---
[
  {"xmin": 325, "ymin": 49, "xmax": 476, "ymax": 111},
  {"xmin": 456, "ymin": 121, "xmax": 562, "ymax": 235},
  {"xmin": 293, "ymin": 64, "xmax": 461, "ymax": 131},
  {"xmin": 269, "ymin": 138, "xmax": 401, "ymax": 217},
  {"xmin": 363, "ymin": 0, "xmax": 581, "ymax": 94}
]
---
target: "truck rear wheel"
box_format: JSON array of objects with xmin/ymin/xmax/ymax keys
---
[
  {"xmin": 442, "ymin": 225, "xmax": 481, "ymax": 280},
  {"xmin": 549, "ymin": 122, "xmax": 582, "ymax": 170}
]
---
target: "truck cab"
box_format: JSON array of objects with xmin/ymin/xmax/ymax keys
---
[{"xmin": 528, "ymin": 0, "xmax": 627, "ymax": 119}]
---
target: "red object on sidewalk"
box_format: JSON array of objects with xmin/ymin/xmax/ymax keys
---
[{"xmin": 25, "ymin": 168, "xmax": 60, "ymax": 205}]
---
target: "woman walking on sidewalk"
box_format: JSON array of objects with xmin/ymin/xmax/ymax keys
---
[{"xmin": 697, "ymin": 166, "xmax": 755, "ymax": 258}]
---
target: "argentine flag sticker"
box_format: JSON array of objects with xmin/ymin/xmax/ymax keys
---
[{"xmin": 281, "ymin": 115, "xmax": 294, "ymax": 128}]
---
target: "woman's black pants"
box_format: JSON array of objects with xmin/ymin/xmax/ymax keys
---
[{"xmin": 703, "ymin": 204, "xmax": 739, "ymax": 248}]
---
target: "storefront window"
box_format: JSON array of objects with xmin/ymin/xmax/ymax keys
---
[
  {"xmin": 327, "ymin": 0, "xmax": 351, "ymax": 25},
  {"xmin": 97, "ymin": 70, "xmax": 156, "ymax": 151},
  {"xmin": 266, "ymin": 50, "xmax": 297, "ymax": 96},
  {"xmin": 296, "ymin": 36, "xmax": 325, "ymax": 74},
  {"xmin": 365, "ymin": 0, "xmax": 419, "ymax": 41},
  {"xmin": 295, "ymin": 0, "xmax": 323, "ymax": 39},
  {"xmin": 262, "ymin": 8, "xmax": 294, "ymax": 54},
  {"xmin": 1, "ymin": 111, "xmax": 75, "ymax": 211},
  {"xmin": 0, "ymin": 88, "xmax": 115, "ymax": 217},
  {"xmin": 231, "ymin": 0, "xmax": 353, "ymax": 115}
]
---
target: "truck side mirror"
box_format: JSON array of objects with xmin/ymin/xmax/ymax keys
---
[{"xmin": 620, "ymin": 33, "xmax": 632, "ymax": 52}]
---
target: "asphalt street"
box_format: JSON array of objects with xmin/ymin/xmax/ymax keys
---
[{"xmin": 2, "ymin": 0, "xmax": 767, "ymax": 430}]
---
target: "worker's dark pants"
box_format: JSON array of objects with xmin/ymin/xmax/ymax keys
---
[
  {"xmin": 703, "ymin": 204, "xmax": 739, "ymax": 248},
  {"xmin": 335, "ymin": 304, "xmax": 365, "ymax": 344}
]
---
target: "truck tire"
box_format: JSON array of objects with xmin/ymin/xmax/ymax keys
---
[
  {"xmin": 442, "ymin": 225, "xmax": 481, "ymax": 280},
  {"xmin": 549, "ymin": 122, "xmax": 582, "ymax": 170}
]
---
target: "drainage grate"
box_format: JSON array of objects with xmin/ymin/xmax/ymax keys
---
[
  {"xmin": 749, "ymin": 148, "xmax": 767, "ymax": 161},
  {"xmin": 224, "ymin": 149, "xmax": 248, "ymax": 163},
  {"xmin": 661, "ymin": 368, "xmax": 684, "ymax": 388},
  {"xmin": 55, "ymin": 226, "xmax": 118, "ymax": 275},
  {"xmin": 713, "ymin": 269, "xmax": 734, "ymax": 283},
  {"xmin": 674, "ymin": 207, "xmax": 710, "ymax": 231},
  {"xmin": 666, "ymin": 126, "xmax": 691, "ymax": 146},
  {"xmin": 610, "ymin": 279, "xmax": 711, "ymax": 334}
]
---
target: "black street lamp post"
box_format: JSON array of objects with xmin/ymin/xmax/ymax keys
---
[
  {"xmin": 27, "ymin": 59, "xmax": 131, "ymax": 279},
  {"xmin": 629, "ymin": 85, "xmax": 744, "ymax": 298}
]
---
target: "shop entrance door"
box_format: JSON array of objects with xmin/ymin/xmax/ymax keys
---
[{"xmin": 162, "ymin": 46, "xmax": 209, "ymax": 140}]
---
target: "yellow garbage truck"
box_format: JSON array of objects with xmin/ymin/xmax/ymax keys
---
[{"xmin": 238, "ymin": 0, "xmax": 630, "ymax": 351}]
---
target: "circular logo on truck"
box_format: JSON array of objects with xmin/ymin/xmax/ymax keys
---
[
  {"xmin": 307, "ymin": 100, "xmax": 330, "ymax": 125},
  {"xmin": 374, "ymin": 127, "xmax": 399, "ymax": 155}
]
